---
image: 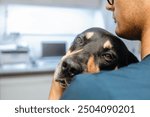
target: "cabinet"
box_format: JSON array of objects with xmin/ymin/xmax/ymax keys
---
[{"xmin": 0, "ymin": 73, "xmax": 52, "ymax": 100}]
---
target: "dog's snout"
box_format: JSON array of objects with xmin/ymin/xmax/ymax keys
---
[{"xmin": 61, "ymin": 58, "xmax": 82, "ymax": 77}]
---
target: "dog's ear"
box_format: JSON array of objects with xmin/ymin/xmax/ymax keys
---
[{"xmin": 127, "ymin": 51, "xmax": 139, "ymax": 64}]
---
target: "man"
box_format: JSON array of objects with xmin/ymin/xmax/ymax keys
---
[{"xmin": 60, "ymin": 0, "xmax": 150, "ymax": 99}]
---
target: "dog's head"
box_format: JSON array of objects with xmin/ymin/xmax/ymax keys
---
[{"xmin": 54, "ymin": 28, "xmax": 139, "ymax": 87}]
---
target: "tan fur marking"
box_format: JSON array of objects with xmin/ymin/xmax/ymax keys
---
[
  {"xmin": 49, "ymin": 79, "xmax": 65, "ymax": 100},
  {"xmin": 86, "ymin": 32, "xmax": 94, "ymax": 39},
  {"xmin": 62, "ymin": 49, "xmax": 83, "ymax": 61},
  {"xmin": 87, "ymin": 55, "xmax": 100, "ymax": 73},
  {"xmin": 66, "ymin": 50, "xmax": 71, "ymax": 56},
  {"xmin": 103, "ymin": 40, "xmax": 112, "ymax": 49}
]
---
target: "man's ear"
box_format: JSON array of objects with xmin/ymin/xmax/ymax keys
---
[{"xmin": 127, "ymin": 51, "xmax": 139, "ymax": 64}]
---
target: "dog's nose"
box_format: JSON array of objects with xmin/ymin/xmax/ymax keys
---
[{"xmin": 61, "ymin": 58, "xmax": 82, "ymax": 77}]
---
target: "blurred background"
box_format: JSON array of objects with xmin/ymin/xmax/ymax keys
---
[{"xmin": 0, "ymin": 0, "xmax": 140, "ymax": 100}]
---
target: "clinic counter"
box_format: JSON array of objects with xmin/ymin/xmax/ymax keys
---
[{"xmin": 0, "ymin": 63, "xmax": 57, "ymax": 76}]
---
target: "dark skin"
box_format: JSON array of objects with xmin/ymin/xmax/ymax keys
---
[{"xmin": 106, "ymin": 0, "xmax": 150, "ymax": 59}]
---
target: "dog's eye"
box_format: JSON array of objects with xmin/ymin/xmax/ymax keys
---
[
  {"xmin": 76, "ymin": 37, "xmax": 84, "ymax": 45},
  {"xmin": 102, "ymin": 53, "xmax": 113, "ymax": 62}
]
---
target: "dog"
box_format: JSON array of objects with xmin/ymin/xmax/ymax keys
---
[{"xmin": 49, "ymin": 27, "xmax": 139, "ymax": 100}]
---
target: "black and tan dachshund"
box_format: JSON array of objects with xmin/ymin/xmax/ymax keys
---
[{"xmin": 49, "ymin": 27, "xmax": 139, "ymax": 100}]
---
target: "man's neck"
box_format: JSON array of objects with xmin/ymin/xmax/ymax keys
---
[{"xmin": 141, "ymin": 28, "xmax": 150, "ymax": 59}]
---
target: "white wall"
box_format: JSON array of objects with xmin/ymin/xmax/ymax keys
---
[{"xmin": 0, "ymin": 4, "xmax": 6, "ymax": 40}]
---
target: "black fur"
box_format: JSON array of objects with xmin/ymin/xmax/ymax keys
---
[{"xmin": 55, "ymin": 27, "xmax": 139, "ymax": 86}]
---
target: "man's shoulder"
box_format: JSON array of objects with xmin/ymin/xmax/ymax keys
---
[{"xmin": 61, "ymin": 55, "xmax": 150, "ymax": 100}]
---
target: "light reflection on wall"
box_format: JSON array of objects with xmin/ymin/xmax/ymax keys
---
[{"xmin": 7, "ymin": 5, "xmax": 105, "ymax": 35}]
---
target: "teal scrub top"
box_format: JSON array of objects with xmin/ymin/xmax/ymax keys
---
[{"xmin": 61, "ymin": 55, "xmax": 150, "ymax": 100}]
